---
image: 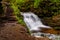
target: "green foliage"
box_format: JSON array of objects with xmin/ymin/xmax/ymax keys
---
[
  {"xmin": 10, "ymin": 0, "xmax": 60, "ymax": 18},
  {"xmin": 50, "ymin": 0, "xmax": 60, "ymax": 3},
  {"xmin": 33, "ymin": 0, "xmax": 60, "ymax": 18},
  {"xmin": 16, "ymin": 0, "xmax": 27, "ymax": 4},
  {"xmin": 34, "ymin": 0, "xmax": 42, "ymax": 8},
  {"xmin": 18, "ymin": 0, "xmax": 33, "ymax": 12},
  {"xmin": 11, "ymin": 3, "xmax": 25, "ymax": 26},
  {"xmin": 9, "ymin": 0, "xmax": 27, "ymax": 26}
]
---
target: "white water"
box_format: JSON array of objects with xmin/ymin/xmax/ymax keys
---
[
  {"xmin": 21, "ymin": 12, "xmax": 60, "ymax": 40},
  {"xmin": 21, "ymin": 12, "xmax": 51, "ymax": 31}
]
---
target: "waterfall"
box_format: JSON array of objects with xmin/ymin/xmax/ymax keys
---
[
  {"xmin": 21, "ymin": 12, "xmax": 57, "ymax": 40},
  {"xmin": 21, "ymin": 12, "xmax": 51, "ymax": 31}
]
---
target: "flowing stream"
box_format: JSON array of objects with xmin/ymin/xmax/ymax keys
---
[{"xmin": 21, "ymin": 12, "xmax": 58, "ymax": 40}]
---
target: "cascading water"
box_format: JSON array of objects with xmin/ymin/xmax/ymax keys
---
[
  {"xmin": 21, "ymin": 12, "xmax": 51, "ymax": 31},
  {"xmin": 21, "ymin": 12, "xmax": 56, "ymax": 40}
]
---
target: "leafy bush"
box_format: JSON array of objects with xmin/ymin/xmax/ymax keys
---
[
  {"xmin": 33, "ymin": 0, "xmax": 60, "ymax": 18},
  {"xmin": 34, "ymin": 0, "xmax": 42, "ymax": 8}
]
